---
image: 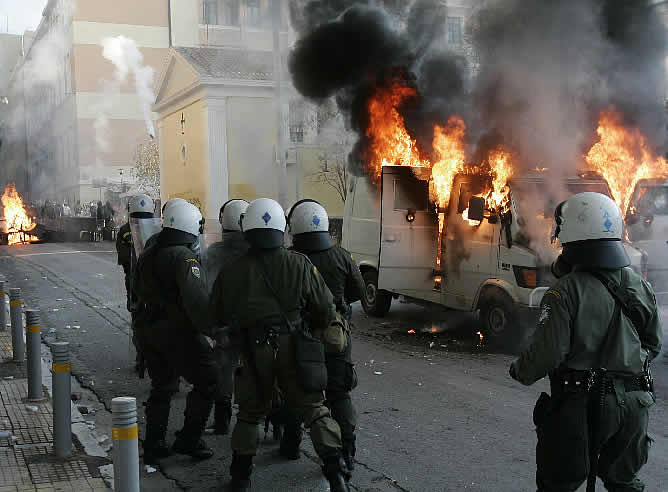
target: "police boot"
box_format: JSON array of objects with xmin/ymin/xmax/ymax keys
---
[
  {"xmin": 214, "ymin": 398, "xmax": 233, "ymax": 435},
  {"xmin": 322, "ymin": 455, "xmax": 351, "ymax": 492},
  {"xmin": 143, "ymin": 400, "xmax": 172, "ymax": 465},
  {"xmin": 342, "ymin": 438, "xmax": 356, "ymax": 472},
  {"xmin": 229, "ymin": 453, "xmax": 253, "ymax": 492},
  {"xmin": 172, "ymin": 391, "xmax": 214, "ymax": 460},
  {"xmin": 279, "ymin": 419, "xmax": 302, "ymax": 460}
]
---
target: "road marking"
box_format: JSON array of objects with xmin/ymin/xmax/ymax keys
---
[{"xmin": 0, "ymin": 251, "xmax": 114, "ymax": 258}]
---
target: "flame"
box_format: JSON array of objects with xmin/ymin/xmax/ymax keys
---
[
  {"xmin": 585, "ymin": 109, "xmax": 668, "ymax": 214},
  {"xmin": 1, "ymin": 184, "xmax": 38, "ymax": 245},
  {"xmin": 431, "ymin": 117, "xmax": 467, "ymax": 208},
  {"xmin": 366, "ymin": 81, "xmax": 430, "ymax": 181},
  {"xmin": 408, "ymin": 329, "xmax": 416, "ymax": 334},
  {"xmin": 476, "ymin": 331, "xmax": 484, "ymax": 344},
  {"xmin": 461, "ymin": 207, "xmax": 482, "ymax": 226},
  {"xmin": 485, "ymin": 149, "xmax": 513, "ymax": 211}
]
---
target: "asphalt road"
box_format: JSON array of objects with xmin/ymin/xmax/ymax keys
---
[{"xmin": 0, "ymin": 241, "xmax": 667, "ymax": 492}]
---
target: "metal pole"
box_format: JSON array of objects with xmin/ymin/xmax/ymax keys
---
[
  {"xmin": 0, "ymin": 280, "xmax": 7, "ymax": 331},
  {"xmin": 112, "ymin": 397, "xmax": 140, "ymax": 492},
  {"xmin": 9, "ymin": 288, "xmax": 24, "ymax": 362},
  {"xmin": 51, "ymin": 342, "xmax": 72, "ymax": 457},
  {"xmin": 25, "ymin": 310, "xmax": 43, "ymax": 401},
  {"xmin": 273, "ymin": 0, "xmax": 287, "ymax": 208}
]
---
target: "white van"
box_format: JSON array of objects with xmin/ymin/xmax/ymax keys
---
[
  {"xmin": 626, "ymin": 178, "xmax": 668, "ymax": 302},
  {"xmin": 343, "ymin": 166, "xmax": 647, "ymax": 342}
]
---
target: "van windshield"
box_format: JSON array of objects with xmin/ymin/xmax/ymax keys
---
[
  {"xmin": 509, "ymin": 180, "xmax": 612, "ymax": 259},
  {"xmin": 631, "ymin": 186, "xmax": 668, "ymax": 216}
]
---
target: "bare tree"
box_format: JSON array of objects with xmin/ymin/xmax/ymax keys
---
[
  {"xmin": 131, "ymin": 138, "xmax": 160, "ymax": 198},
  {"xmin": 306, "ymin": 106, "xmax": 353, "ymax": 206}
]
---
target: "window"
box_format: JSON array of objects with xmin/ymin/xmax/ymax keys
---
[
  {"xmin": 203, "ymin": 0, "xmax": 218, "ymax": 24},
  {"xmin": 246, "ymin": 0, "xmax": 261, "ymax": 27},
  {"xmin": 447, "ymin": 16, "xmax": 462, "ymax": 45},
  {"xmin": 289, "ymin": 100, "xmax": 305, "ymax": 144},
  {"xmin": 222, "ymin": 0, "xmax": 240, "ymax": 26},
  {"xmin": 394, "ymin": 178, "xmax": 428, "ymax": 211}
]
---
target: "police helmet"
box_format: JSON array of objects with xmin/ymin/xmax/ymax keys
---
[
  {"xmin": 287, "ymin": 199, "xmax": 333, "ymax": 252},
  {"xmin": 219, "ymin": 199, "xmax": 249, "ymax": 232},
  {"xmin": 128, "ymin": 194, "xmax": 154, "ymax": 218},
  {"xmin": 553, "ymin": 192, "xmax": 629, "ymax": 270},
  {"xmin": 240, "ymin": 198, "xmax": 286, "ymax": 249},
  {"xmin": 162, "ymin": 199, "xmax": 203, "ymax": 239}
]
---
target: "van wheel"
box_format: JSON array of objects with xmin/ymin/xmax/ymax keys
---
[
  {"xmin": 362, "ymin": 271, "xmax": 392, "ymax": 317},
  {"xmin": 478, "ymin": 289, "xmax": 516, "ymax": 341}
]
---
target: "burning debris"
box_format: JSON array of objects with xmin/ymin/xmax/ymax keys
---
[{"xmin": 1, "ymin": 184, "xmax": 38, "ymax": 245}]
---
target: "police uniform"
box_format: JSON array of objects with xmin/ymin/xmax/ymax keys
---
[
  {"xmin": 210, "ymin": 247, "xmax": 345, "ymax": 479},
  {"xmin": 284, "ymin": 244, "xmax": 365, "ymax": 467},
  {"xmin": 115, "ymin": 222, "xmax": 133, "ymax": 307},
  {"xmin": 513, "ymin": 267, "xmax": 661, "ymax": 491},
  {"xmin": 205, "ymin": 231, "xmax": 250, "ymax": 434},
  {"xmin": 134, "ymin": 230, "xmax": 220, "ymax": 462}
]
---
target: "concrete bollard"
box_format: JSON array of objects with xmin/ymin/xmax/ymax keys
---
[
  {"xmin": 0, "ymin": 280, "xmax": 7, "ymax": 331},
  {"xmin": 25, "ymin": 310, "xmax": 44, "ymax": 402},
  {"xmin": 112, "ymin": 397, "xmax": 140, "ymax": 492},
  {"xmin": 9, "ymin": 288, "xmax": 24, "ymax": 362},
  {"xmin": 51, "ymin": 342, "xmax": 72, "ymax": 457}
]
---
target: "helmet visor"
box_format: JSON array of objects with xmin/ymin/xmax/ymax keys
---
[{"xmin": 562, "ymin": 239, "xmax": 630, "ymax": 270}]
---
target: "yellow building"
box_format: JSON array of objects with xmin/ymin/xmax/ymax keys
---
[{"xmin": 153, "ymin": 45, "xmax": 346, "ymax": 234}]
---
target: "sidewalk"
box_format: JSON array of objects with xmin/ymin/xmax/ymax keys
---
[{"xmin": 0, "ymin": 330, "xmax": 109, "ymax": 491}]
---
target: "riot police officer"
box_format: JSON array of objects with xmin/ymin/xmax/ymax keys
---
[
  {"xmin": 210, "ymin": 198, "xmax": 351, "ymax": 492},
  {"xmin": 115, "ymin": 193, "xmax": 157, "ymax": 373},
  {"xmin": 205, "ymin": 199, "xmax": 250, "ymax": 435},
  {"xmin": 283, "ymin": 199, "xmax": 364, "ymax": 472},
  {"xmin": 134, "ymin": 199, "xmax": 220, "ymax": 464},
  {"xmin": 510, "ymin": 192, "xmax": 662, "ymax": 492}
]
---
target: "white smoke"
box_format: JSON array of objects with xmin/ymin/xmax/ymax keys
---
[{"xmin": 100, "ymin": 35, "xmax": 156, "ymax": 138}]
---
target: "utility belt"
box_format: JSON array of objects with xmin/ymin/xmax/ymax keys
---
[
  {"xmin": 247, "ymin": 322, "xmax": 297, "ymax": 349},
  {"xmin": 551, "ymin": 369, "xmax": 652, "ymax": 396}
]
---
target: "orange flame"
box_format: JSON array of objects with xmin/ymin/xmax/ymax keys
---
[
  {"xmin": 1, "ymin": 184, "xmax": 37, "ymax": 245},
  {"xmin": 366, "ymin": 82, "xmax": 430, "ymax": 181},
  {"xmin": 431, "ymin": 117, "xmax": 467, "ymax": 208},
  {"xmin": 585, "ymin": 109, "xmax": 668, "ymax": 214}
]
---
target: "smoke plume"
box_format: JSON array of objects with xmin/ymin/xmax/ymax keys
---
[
  {"xmin": 101, "ymin": 36, "xmax": 156, "ymax": 139},
  {"xmin": 289, "ymin": 0, "xmax": 667, "ymax": 178}
]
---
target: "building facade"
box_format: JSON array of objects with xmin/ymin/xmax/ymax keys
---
[{"xmin": 0, "ymin": 0, "xmax": 170, "ymax": 205}]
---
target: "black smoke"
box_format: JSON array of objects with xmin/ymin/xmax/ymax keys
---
[{"xmin": 288, "ymin": 0, "xmax": 667, "ymax": 178}]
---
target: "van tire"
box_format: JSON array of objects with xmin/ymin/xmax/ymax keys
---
[
  {"xmin": 478, "ymin": 289, "xmax": 516, "ymax": 342},
  {"xmin": 361, "ymin": 270, "xmax": 392, "ymax": 317}
]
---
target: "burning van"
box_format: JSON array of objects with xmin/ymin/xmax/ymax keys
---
[
  {"xmin": 343, "ymin": 167, "xmax": 646, "ymax": 344},
  {"xmin": 626, "ymin": 178, "xmax": 668, "ymax": 301}
]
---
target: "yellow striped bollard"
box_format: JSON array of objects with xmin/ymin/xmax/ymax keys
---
[
  {"xmin": 25, "ymin": 310, "xmax": 44, "ymax": 401},
  {"xmin": 9, "ymin": 288, "xmax": 24, "ymax": 361},
  {"xmin": 51, "ymin": 341, "xmax": 72, "ymax": 457},
  {"xmin": 112, "ymin": 397, "xmax": 140, "ymax": 492}
]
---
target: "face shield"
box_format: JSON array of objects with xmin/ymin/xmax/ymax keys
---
[{"xmin": 129, "ymin": 216, "xmax": 162, "ymax": 257}]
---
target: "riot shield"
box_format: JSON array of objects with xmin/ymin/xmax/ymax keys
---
[{"xmin": 129, "ymin": 217, "xmax": 162, "ymax": 257}]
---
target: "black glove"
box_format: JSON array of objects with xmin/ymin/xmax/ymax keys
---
[{"xmin": 509, "ymin": 361, "xmax": 519, "ymax": 381}]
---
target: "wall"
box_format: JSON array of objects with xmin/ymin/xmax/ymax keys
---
[
  {"xmin": 159, "ymin": 98, "xmax": 210, "ymax": 208},
  {"xmin": 225, "ymin": 96, "xmax": 278, "ymax": 201}
]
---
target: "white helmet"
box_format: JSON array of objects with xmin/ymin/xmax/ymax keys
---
[
  {"xmin": 219, "ymin": 199, "xmax": 249, "ymax": 232},
  {"xmin": 287, "ymin": 199, "xmax": 333, "ymax": 252},
  {"xmin": 241, "ymin": 198, "xmax": 286, "ymax": 249},
  {"xmin": 162, "ymin": 199, "xmax": 203, "ymax": 238},
  {"xmin": 553, "ymin": 192, "xmax": 629, "ymax": 269},
  {"xmin": 128, "ymin": 194, "xmax": 154, "ymax": 217}
]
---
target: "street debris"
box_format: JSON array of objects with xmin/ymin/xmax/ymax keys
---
[
  {"xmin": 145, "ymin": 465, "xmax": 157, "ymax": 474},
  {"xmin": 3, "ymin": 376, "xmax": 14, "ymax": 380},
  {"xmin": 77, "ymin": 406, "xmax": 89, "ymax": 415},
  {"xmin": 25, "ymin": 405, "xmax": 39, "ymax": 413},
  {"xmin": 48, "ymin": 328, "xmax": 56, "ymax": 334},
  {"xmin": 374, "ymin": 371, "xmax": 383, "ymax": 375}
]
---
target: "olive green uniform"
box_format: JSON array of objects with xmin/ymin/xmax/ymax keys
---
[
  {"xmin": 210, "ymin": 247, "xmax": 343, "ymax": 459},
  {"xmin": 134, "ymin": 234, "xmax": 220, "ymax": 451},
  {"xmin": 514, "ymin": 267, "xmax": 662, "ymax": 492},
  {"xmin": 288, "ymin": 245, "xmax": 365, "ymax": 459}
]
